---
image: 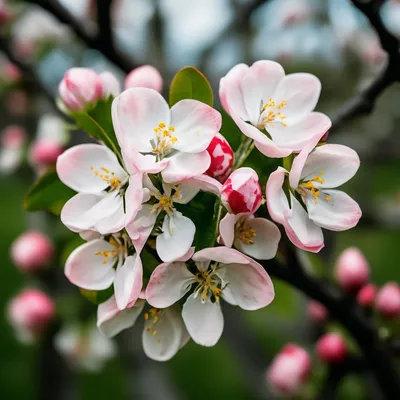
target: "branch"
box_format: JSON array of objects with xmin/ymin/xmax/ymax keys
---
[
  {"xmin": 95, "ymin": 0, "xmax": 114, "ymax": 54},
  {"xmin": 23, "ymin": 0, "xmax": 135, "ymax": 73},
  {"xmin": 330, "ymin": 0, "xmax": 400, "ymax": 133}
]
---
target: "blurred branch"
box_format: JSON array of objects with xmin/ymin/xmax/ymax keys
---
[
  {"xmin": 261, "ymin": 251, "xmax": 400, "ymax": 399},
  {"xmin": 330, "ymin": 0, "xmax": 400, "ymax": 134},
  {"xmin": 23, "ymin": 0, "xmax": 135, "ymax": 73}
]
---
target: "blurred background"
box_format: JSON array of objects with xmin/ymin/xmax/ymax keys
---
[{"xmin": 0, "ymin": 0, "xmax": 400, "ymax": 399}]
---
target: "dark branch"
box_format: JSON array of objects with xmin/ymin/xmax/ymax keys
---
[
  {"xmin": 23, "ymin": 0, "xmax": 135, "ymax": 73},
  {"xmin": 95, "ymin": 0, "xmax": 114, "ymax": 54},
  {"xmin": 330, "ymin": 0, "xmax": 400, "ymax": 134}
]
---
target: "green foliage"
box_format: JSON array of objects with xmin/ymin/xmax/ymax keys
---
[
  {"xmin": 24, "ymin": 168, "xmax": 75, "ymax": 215},
  {"xmin": 169, "ymin": 66, "xmax": 213, "ymax": 107}
]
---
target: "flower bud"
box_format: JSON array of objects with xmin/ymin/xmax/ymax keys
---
[
  {"xmin": 335, "ymin": 247, "xmax": 369, "ymax": 291},
  {"xmin": 221, "ymin": 167, "xmax": 262, "ymax": 214},
  {"xmin": 375, "ymin": 282, "xmax": 400, "ymax": 319},
  {"xmin": 11, "ymin": 231, "xmax": 54, "ymax": 272},
  {"xmin": 1, "ymin": 125, "xmax": 26, "ymax": 148},
  {"xmin": 266, "ymin": 344, "xmax": 311, "ymax": 396},
  {"xmin": 29, "ymin": 139, "xmax": 64, "ymax": 168},
  {"xmin": 59, "ymin": 68, "xmax": 103, "ymax": 111},
  {"xmin": 8, "ymin": 289, "xmax": 55, "ymax": 342},
  {"xmin": 99, "ymin": 71, "xmax": 121, "ymax": 99},
  {"xmin": 316, "ymin": 333, "xmax": 347, "ymax": 364},
  {"xmin": 307, "ymin": 301, "xmax": 328, "ymax": 323},
  {"xmin": 357, "ymin": 283, "xmax": 377, "ymax": 308},
  {"xmin": 2, "ymin": 63, "xmax": 21, "ymax": 83},
  {"xmin": 125, "ymin": 65, "xmax": 163, "ymax": 92},
  {"xmin": 205, "ymin": 133, "xmax": 234, "ymax": 183}
]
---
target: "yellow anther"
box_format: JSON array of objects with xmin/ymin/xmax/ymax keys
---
[
  {"xmin": 260, "ymin": 97, "xmax": 288, "ymax": 128},
  {"xmin": 101, "ymin": 167, "xmax": 110, "ymax": 173},
  {"xmin": 278, "ymin": 100, "xmax": 287, "ymax": 109},
  {"xmin": 152, "ymin": 330, "xmax": 157, "ymax": 336},
  {"xmin": 158, "ymin": 122, "xmax": 166, "ymax": 128},
  {"xmin": 169, "ymin": 126, "xmax": 175, "ymax": 132},
  {"xmin": 157, "ymin": 339, "xmax": 161, "ymax": 344},
  {"xmin": 239, "ymin": 226, "xmax": 257, "ymax": 245},
  {"xmin": 310, "ymin": 175, "xmax": 325, "ymax": 184},
  {"xmin": 325, "ymin": 196, "xmax": 332, "ymax": 201},
  {"xmin": 144, "ymin": 313, "xmax": 149, "ymax": 320}
]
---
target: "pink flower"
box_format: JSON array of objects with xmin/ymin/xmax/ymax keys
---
[
  {"xmin": 8, "ymin": 289, "xmax": 55, "ymax": 343},
  {"xmin": 0, "ymin": 125, "xmax": 26, "ymax": 173},
  {"xmin": 307, "ymin": 301, "xmax": 328, "ymax": 323},
  {"xmin": 2, "ymin": 63, "xmax": 21, "ymax": 83},
  {"xmin": 357, "ymin": 283, "xmax": 377, "ymax": 308},
  {"xmin": 335, "ymin": 247, "xmax": 370, "ymax": 291},
  {"xmin": 221, "ymin": 167, "xmax": 262, "ymax": 214},
  {"xmin": 266, "ymin": 344, "xmax": 311, "ymax": 396},
  {"xmin": 218, "ymin": 212, "xmax": 280, "ymax": 260},
  {"xmin": 266, "ymin": 143, "xmax": 361, "ymax": 252},
  {"xmin": 29, "ymin": 139, "xmax": 64, "ymax": 168},
  {"xmin": 205, "ymin": 133, "xmax": 234, "ymax": 183},
  {"xmin": 125, "ymin": 65, "xmax": 163, "ymax": 92},
  {"xmin": 146, "ymin": 247, "xmax": 274, "ymax": 347},
  {"xmin": 11, "ymin": 231, "xmax": 54, "ymax": 273},
  {"xmin": 375, "ymin": 282, "xmax": 400, "ymax": 319},
  {"xmin": 111, "ymin": 87, "xmax": 221, "ymax": 182},
  {"xmin": 316, "ymin": 333, "xmax": 347, "ymax": 364},
  {"xmin": 97, "ymin": 296, "xmax": 189, "ymax": 361},
  {"xmin": 219, "ymin": 60, "xmax": 331, "ymax": 158}
]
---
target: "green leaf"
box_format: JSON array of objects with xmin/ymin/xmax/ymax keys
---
[
  {"xmin": 71, "ymin": 97, "xmax": 122, "ymax": 161},
  {"xmin": 169, "ymin": 66, "xmax": 213, "ymax": 107},
  {"xmin": 24, "ymin": 168, "xmax": 76, "ymax": 215},
  {"xmin": 80, "ymin": 286, "xmax": 114, "ymax": 305}
]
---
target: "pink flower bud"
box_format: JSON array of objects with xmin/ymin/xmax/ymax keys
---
[
  {"xmin": 335, "ymin": 247, "xmax": 370, "ymax": 291},
  {"xmin": 221, "ymin": 167, "xmax": 262, "ymax": 214},
  {"xmin": 98, "ymin": 71, "xmax": 121, "ymax": 99},
  {"xmin": 316, "ymin": 333, "xmax": 347, "ymax": 364},
  {"xmin": 125, "ymin": 65, "xmax": 163, "ymax": 92},
  {"xmin": 6, "ymin": 89, "xmax": 29, "ymax": 116},
  {"xmin": 59, "ymin": 68, "xmax": 103, "ymax": 111},
  {"xmin": 29, "ymin": 139, "xmax": 64, "ymax": 167},
  {"xmin": 11, "ymin": 231, "xmax": 54, "ymax": 272},
  {"xmin": 307, "ymin": 301, "xmax": 328, "ymax": 323},
  {"xmin": 375, "ymin": 282, "xmax": 400, "ymax": 319},
  {"xmin": 8, "ymin": 289, "xmax": 55, "ymax": 342},
  {"xmin": 205, "ymin": 133, "xmax": 234, "ymax": 183},
  {"xmin": 266, "ymin": 344, "xmax": 311, "ymax": 396},
  {"xmin": 1, "ymin": 125, "xmax": 26, "ymax": 148},
  {"xmin": 2, "ymin": 63, "xmax": 21, "ymax": 83},
  {"xmin": 357, "ymin": 283, "xmax": 377, "ymax": 308}
]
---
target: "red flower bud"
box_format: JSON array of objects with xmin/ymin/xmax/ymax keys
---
[
  {"xmin": 205, "ymin": 133, "xmax": 234, "ymax": 183},
  {"xmin": 375, "ymin": 282, "xmax": 400, "ymax": 319},
  {"xmin": 316, "ymin": 333, "xmax": 347, "ymax": 364},
  {"xmin": 307, "ymin": 301, "xmax": 328, "ymax": 323},
  {"xmin": 357, "ymin": 283, "xmax": 377, "ymax": 308}
]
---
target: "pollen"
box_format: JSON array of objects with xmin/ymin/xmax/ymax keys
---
[
  {"xmin": 152, "ymin": 122, "xmax": 178, "ymax": 157},
  {"xmin": 90, "ymin": 166, "xmax": 122, "ymax": 191},
  {"xmin": 153, "ymin": 195, "xmax": 175, "ymax": 215},
  {"xmin": 260, "ymin": 97, "xmax": 288, "ymax": 129},
  {"xmin": 238, "ymin": 225, "xmax": 257, "ymax": 245}
]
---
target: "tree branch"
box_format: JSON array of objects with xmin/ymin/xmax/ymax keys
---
[{"xmin": 330, "ymin": 0, "xmax": 400, "ymax": 133}]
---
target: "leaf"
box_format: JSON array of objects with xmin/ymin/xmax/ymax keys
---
[
  {"xmin": 169, "ymin": 66, "xmax": 213, "ymax": 107},
  {"xmin": 80, "ymin": 286, "xmax": 114, "ymax": 305},
  {"xmin": 24, "ymin": 168, "xmax": 76, "ymax": 215},
  {"xmin": 71, "ymin": 97, "xmax": 122, "ymax": 160}
]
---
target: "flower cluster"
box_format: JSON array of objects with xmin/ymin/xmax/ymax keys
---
[{"xmin": 57, "ymin": 60, "xmax": 362, "ymax": 361}]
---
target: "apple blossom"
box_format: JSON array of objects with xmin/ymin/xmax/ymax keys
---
[
  {"xmin": 65, "ymin": 231, "xmax": 142, "ymax": 310},
  {"xmin": 357, "ymin": 283, "xmax": 377, "ymax": 308},
  {"xmin": 316, "ymin": 333, "xmax": 348, "ymax": 364},
  {"xmin": 11, "ymin": 231, "xmax": 54, "ymax": 272},
  {"xmin": 219, "ymin": 60, "xmax": 331, "ymax": 158},
  {"xmin": 266, "ymin": 144, "xmax": 362, "ymax": 252},
  {"xmin": 221, "ymin": 167, "xmax": 262, "ymax": 214},
  {"xmin": 307, "ymin": 301, "xmax": 328, "ymax": 323},
  {"xmin": 99, "ymin": 71, "xmax": 121, "ymax": 99},
  {"xmin": 97, "ymin": 295, "xmax": 189, "ymax": 361},
  {"xmin": 218, "ymin": 213, "xmax": 280, "ymax": 260},
  {"xmin": 335, "ymin": 247, "xmax": 370, "ymax": 291},
  {"xmin": 54, "ymin": 322, "xmax": 116, "ymax": 372},
  {"xmin": 0, "ymin": 125, "xmax": 26, "ymax": 174},
  {"xmin": 57, "ymin": 143, "xmax": 143, "ymax": 235},
  {"xmin": 111, "ymin": 87, "xmax": 221, "ymax": 182},
  {"xmin": 125, "ymin": 65, "xmax": 163, "ymax": 92},
  {"xmin": 146, "ymin": 247, "xmax": 274, "ymax": 347},
  {"xmin": 29, "ymin": 139, "xmax": 64, "ymax": 169},
  {"xmin": 375, "ymin": 282, "xmax": 400, "ymax": 319},
  {"xmin": 266, "ymin": 344, "xmax": 311, "ymax": 396},
  {"xmin": 7, "ymin": 289, "xmax": 55, "ymax": 343},
  {"xmin": 36, "ymin": 114, "xmax": 69, "ymax": 147},
  {"xmin": 205, "ymin": 132, "xmax": 234, "ymax": 183}
]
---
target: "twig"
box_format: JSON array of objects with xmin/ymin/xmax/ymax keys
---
[{"xmin": 330, "ymin": 0, "xmax": 400, "ymax": 133}]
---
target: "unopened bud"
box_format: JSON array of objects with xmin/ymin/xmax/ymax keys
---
[
  {"xmin": 316, "ymin": 333, "xmax": 347, "ymax": 364},
  {"xmin": 1, "ymin": 125, "xmax": 26, "ymax": 148},
  {"xmin": 29, "ymin": 139, "xmax": 64, "ymax": 167},
  {"xmin": 205, "ymin": 133, "xmax": 234, "ymax": 183},
  {"xmin": 221, "ymin": 167, "xmax": 262, "ymax": 214},
  {"xmin": 335, "ymin": 247, "xmax": 369, "ymax": 291},
  {"xmin": 98, "ymin": 71, "xmax": 121, "ymax": 99},
  {"xmin": 125, "ymin": 65, "xmax": 163, "ymax": 92},
  {"xmin": 11, "ymin": 231, "xmax": 54, "ymax": 272},
  {"xmin": 357, "ymin": 283, "xmax": 377, "ymax": 308},
  {"xmin": 307, "ymin": 301, "xmax": 328, "ymax": 323},
  {"xmin": 266, "ymin": 344, "xmax": 311, "ymax": 396},
  {"xmin": 375, "ymin": 282, "xmax": 400, "ymax": 319}
]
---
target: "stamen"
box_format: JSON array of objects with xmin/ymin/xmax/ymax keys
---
[
  {"xmin": 259, "ymin": 97, "xmax": 288, "ymax": 129},
  {"xmin": 238, "ymin": 225, "xmax": 257, "ymax": 245}
]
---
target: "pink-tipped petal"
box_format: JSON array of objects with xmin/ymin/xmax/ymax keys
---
[{"xmin": 125, "ymin": 65, "xmax": 163, "ymax": 92}]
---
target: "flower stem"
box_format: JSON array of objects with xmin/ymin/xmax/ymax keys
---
[{"xmin": 233, "ymin": 137, "xmax": 255, "ymax": 170}]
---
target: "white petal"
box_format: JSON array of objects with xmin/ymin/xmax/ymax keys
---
[
  {"xmin": 56, "ymin": 144, "xmax": 126, "ymax": 193},
  {"xmin": 97, "ymin": 296, "xmax": 145, "ymax": 337},
  {"xmin": 182, "ymin": 294, "xmax": 224, "ymax": 347},
  {"xmin": 193, "ymin": 246, "xmax": 251, "ymax": 265},
  {"xmin": 161, "ymin": 151, "xmax": 211, "ymax": 183},
  {"xmin": 65, "ymin": 239, "xmax": 116, "ymax": 290},
  {"xmin": 142, "ymin": 306, "xmax": 187, "ymax": 361},
  {"xmin": 266, "ymin": 167, "xmax": 290, "ymax": 224},
  {"xmin": 306, "ymin": 190, "xmax": 362, "ymax": 231},
  {"xmin": 114, "ymin": 255, "xmax": 143, "ymax": 310},
  {"xmin": 124, "ymin": 174, "xmax": 145, "ymax": 225},
  {"xmin": 111, "ymin": 87, "xmax": 170, "ymax": 152},
  {"xmin": 168, "ymin": 181, "xmax": 199, "ymax": 204},
  {"xmin": 234, "ymin": 217, "xmax": 281, "ymax": 260},
  {"xmin": 146, "ymin": 262, "xmax": 194, "ymax": 308},
  {"xmin": 170, "ymin": 100, "xmax": 221, "ymax": 153},
  {"xmin": 219, "ymin": 213, "xmax": 242, "ymax": 248},
  {"xmin": 301, "ymin": 144, "xmax": 360, "ymax": 189},
  {"xmin": 156, "ymin": 213, "xmax": 196, "ymax": 262}
]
